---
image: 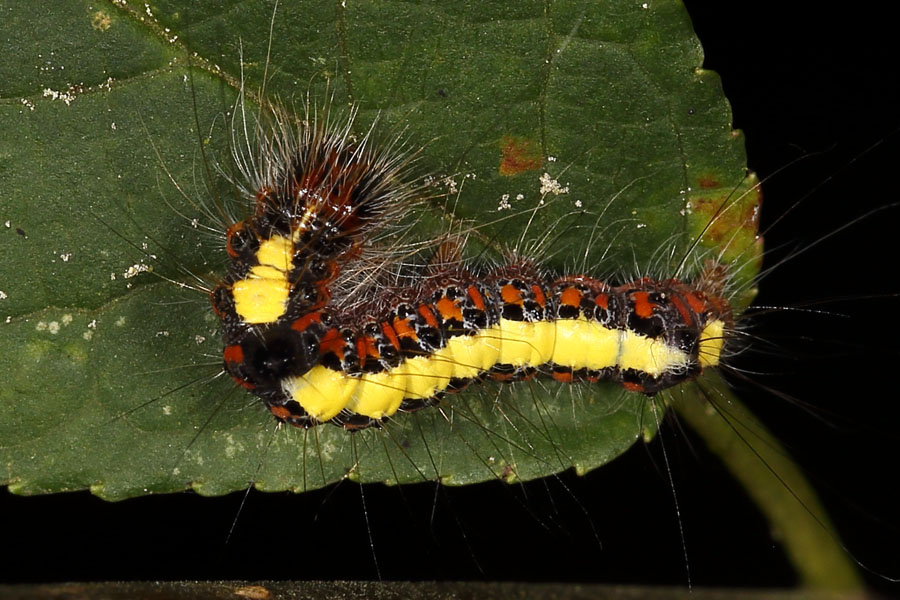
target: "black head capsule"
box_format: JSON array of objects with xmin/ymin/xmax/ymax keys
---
[{"xmin": 223, "ymin": 320, "xmax": 325, "ymax": 393}]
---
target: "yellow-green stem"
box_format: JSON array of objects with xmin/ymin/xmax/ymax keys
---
[{"xmin": 673, "ymin": 373, "xmax": 863, "ymax": 590}]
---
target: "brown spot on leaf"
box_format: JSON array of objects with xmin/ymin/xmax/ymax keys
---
[
  {"xmin": 692, "ymin": 186, "xmax": 761, "ymax": 252},
  {"xmin": 696, "ymin": 175, "xmax": 720, "ymax": 189},
  {"xmin": 499, "ymin": 136, "xmax": 541, "ymax": 176}
]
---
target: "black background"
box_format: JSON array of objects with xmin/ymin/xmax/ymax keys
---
[{"xmin": 3, "ymin": 2, "xmax": 900, "ymax": 593}]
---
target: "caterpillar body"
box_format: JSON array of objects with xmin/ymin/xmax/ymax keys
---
[
  {"xmin": 204, "ymin": 98, "xmax": 739, "ymax": 431},
  {"xmin": 213, "ymin": 141, "xmax": 734, "ymax": 429}
]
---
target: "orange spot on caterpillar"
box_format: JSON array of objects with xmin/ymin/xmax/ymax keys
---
[
  {"xmin": 552, "ymin": 370, "xmax": 574, "ymax": 383},
  {"xmin": 357, "ymin": 335, "xmax": 379, "ymax": 361},
  {"xmin": 683, "ymin": 291, "xmax": 708, "ymax": 315},
  {"xmin": 392, "ymin": 315, "xmax": 417, "ymax": 341},
  {"xmin": 632, "ymin": 291, "xmax": 654, "ymax": 318},
  {"xmin": 668, "ymin": 293, "xmax": 694, "ymax": 327},
  {"xmin": 500, "ymin": 283, "xmax": 523, "ymax": 305},
  {"xmin": 418, "ymin": 305, "xmax": 440, "ymax": 329},
  {"xmin": 223, "ymin": 344, "xmax": 244, "ymax": 365},
  {"xmin": 498, "ymin": 135, "xmax": 542, "ymax": 176},
  {"xmin": 291, "ymin": 312, "xmax": 323, "ymax": 333},
  {"xmin": 559, "ymin": 286, "xmax": 582, "ymax": 307},
  {"xmin": 467, "ymin": 285, "xmax": 486, "ymax": 311},
  {"xmin": 319, "ymin": 328, "xmax": 346, "ymax": 359},
  {"xmin": 381, "ymin": 322, "xmax": 402, "ymax": 351},
  {"xmin": 435, "ymin": 296, "xmax": 462, "ymax": 322},
  {"xmin": 531, "ymin": 284, "xmax": 547, "ymax": 308},
  {"xmin": 269, "ymin": 405, "xmax": 293, "ymax": 421}
]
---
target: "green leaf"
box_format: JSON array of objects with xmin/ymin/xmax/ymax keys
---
[{"xmin": 0, "ymin": 0, "xmax": 759, "ymax": 502}]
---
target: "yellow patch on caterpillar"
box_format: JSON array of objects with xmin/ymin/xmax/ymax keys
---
[
  {"xmin": 232, "ymin": 234, "xmax": 295, "ymax": 324},
  {"xmin": 253, "ymin": 235, "xmax": 295, "ymax": 273},
  {"xmin": 617, "ymin": 330, "xmax": 692, "ymax": 377},
  {"xmin": 231, "ymin": 278, "xmax": 291, "ymax": 324},
  {"xmin": 445, "ymin": 330, "xmax": 502, "ymax": 376},
  {"xmin": 495, "ymin": 320, "xmax": 556, "ymax": 366},
  {"xmin": 283, "ymin": 364, "xmax": 360, "ymax": 422},
  {"xmin": 345, "ymin": 371, "xmax": 406, "ymax": 420},
  {"xmin": 551, "ymin": 318, "xmax": 619, "ymax": 371},
  {"xmin": 698, "ymin": 320, "xmax": 725, "ymax": 368}
]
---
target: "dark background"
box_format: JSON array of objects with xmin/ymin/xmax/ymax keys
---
[{"xmin": 3, "ymin": 2, "xmax": 900, "ymax": 593}]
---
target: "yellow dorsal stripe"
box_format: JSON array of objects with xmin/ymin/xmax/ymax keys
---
[{"xmin": 282, "ymin": 317, "xmax": 726, "ymax": 422}]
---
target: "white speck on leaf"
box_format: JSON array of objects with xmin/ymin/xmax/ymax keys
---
[
  {"xmin": 539, "ymin": 172, "xmax": 569, "ymax": 196},
  {"xmin": 42, "ymin": 87, "xmax": 77, "ymax": 106},
  {"xmin": 123, "ymin": 263, "xmax": 151, "ymax": 279}
]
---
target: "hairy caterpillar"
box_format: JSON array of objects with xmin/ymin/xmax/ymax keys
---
[
  {"xmin": 1, "ymin": 0, "xmax": 898, "ymax": 591},
  {"xmin": 212, "ymin": 101, "xmax": 733, "ymax": 431}
]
